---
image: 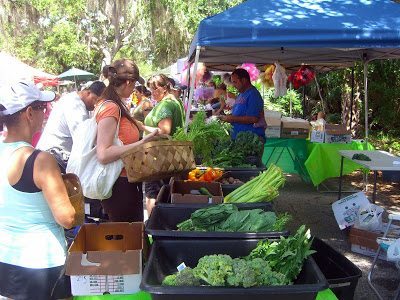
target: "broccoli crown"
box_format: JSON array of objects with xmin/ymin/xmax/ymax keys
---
[
  {"xmin": 162, "ymin": 274, "xmax": 177, "ymax": 286},
  {"xmin": 248, "ymin": 258, "xmax": 288, "ymax": 286},
  {"xmin": 193, "ymin": 254, "xmax": 233, "ymax": 286},
  {"xmin": 175, "ymin": 267, "xmax": 201, "ymax": 286},
  {"xmin": 227, "ymin": 258, "xmax": 258, "ymax": 288}
]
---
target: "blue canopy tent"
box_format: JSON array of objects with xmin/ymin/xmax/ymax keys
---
[{"xmin": 185, "ymin": 0, "xmax": 400, "ymax": 141}]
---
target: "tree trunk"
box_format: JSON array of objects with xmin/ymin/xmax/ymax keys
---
[{"xmin": 341, "ymin": 71, "xmax": 362, "ymax": 137}]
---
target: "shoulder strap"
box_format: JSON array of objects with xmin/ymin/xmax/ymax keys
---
[{"xmin": 96, "ymin": 100, "xmax": 122, "ymax": 138}]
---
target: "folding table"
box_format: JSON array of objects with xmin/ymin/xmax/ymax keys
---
[{"xmin": 338, "ymin": 150, "xmax": 400, "ymax": 202}]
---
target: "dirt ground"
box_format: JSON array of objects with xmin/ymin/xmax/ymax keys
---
[{"xmin": 275, "ymin": 171, "xmax": 400, "ymax": 300}]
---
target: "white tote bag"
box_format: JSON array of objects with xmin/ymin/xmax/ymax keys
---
[{"xmin": 66, "ymin": 101, "xmax": 123, "ymax": 200}]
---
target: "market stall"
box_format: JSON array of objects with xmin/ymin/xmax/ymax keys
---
[{"xmin": 185, "ymin": 0, "xmax": 400, "ymax": 143}]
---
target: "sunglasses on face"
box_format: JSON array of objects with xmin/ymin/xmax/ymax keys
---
[{"xmin": 30, "ymin": 103, "xmax": 48, "ymax": 113}]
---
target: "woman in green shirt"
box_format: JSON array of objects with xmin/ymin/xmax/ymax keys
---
[
  {"xmin": 144, "ymin": 74, "xmax": 184, "ymax": 136},
  {"xmin": 144, "ymin": 74, "xmax": 185, "ymax": 215}
]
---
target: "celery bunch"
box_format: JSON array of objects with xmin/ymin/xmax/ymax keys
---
[{"xmin": 224, "ymin": 164, "xmax": 285, "ymax": 203}]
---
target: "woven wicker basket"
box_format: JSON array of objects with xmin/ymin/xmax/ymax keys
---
[
  {"xmin": 121, "ymin": 138, "xmax": 196, "ymax": 183},
  {"xmin": 62, "ymin": 173, "xmax": 85, "ymax": 226}
]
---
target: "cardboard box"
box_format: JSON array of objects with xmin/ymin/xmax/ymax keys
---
[
  {"xmin": 324, "ymin": 124, "xmax": 351, "ymax": 143},
  {"xmin": 349, "ymin": 223, "xmax": 400, "ymax": 251},
  {"xmin": 281, "ymin": 117, "xmax": 311, "ymax": 130},
  {"xmin": 265, "ymin": 126, "xmax": 281, "ymax": 138},
  {"xmin": 170, "ymin": 179, "xmax": 223, "ymax": 204},
  {"xmin": 350, "ymin": 244, "xmax": 388, "ymax": 261},
  {"xmin": 66, "ymin": 222, "xmax": 143, "ymax": 296},
  {"xmin": 281, "ymin": 127, "xmax": 310, "ymax": 139},
  {"xmin": 280, "ymin": 117, "xmax": 310, "ymax": 139},
  {"xmin": 265, "ymin": 117, "xmax": 281, "ymax": 138},
  {"xmin": 348, "ymin": 223, "xmax": 400, "ymax": 260},
  {"xmin": 310, "ymin": 130, "xmax": 325, "ymax": 143},
  {"xmin": 264, "ymin": 110, "xmax": 282, "ymax": 119}
]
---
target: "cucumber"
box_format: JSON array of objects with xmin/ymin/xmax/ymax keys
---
[{"xmin": 199, "ymin": 187, "xmax": 213, "ymax": 197}]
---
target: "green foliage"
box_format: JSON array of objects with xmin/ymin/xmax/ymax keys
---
[
  {"xmin": 263, "ymin": 88, "xmax": 303, "ymax": 117},
  {"xmin": 369, "ymin": 131, "xmax": 400, "ymax": 156}
]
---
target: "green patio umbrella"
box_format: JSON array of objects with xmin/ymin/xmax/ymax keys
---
[{"xmin": 58, "ymin": 67, "xmax": 97, "ymax": 89}]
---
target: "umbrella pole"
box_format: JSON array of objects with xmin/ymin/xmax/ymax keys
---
[{"xmin": 74, "ymin": 75, "xmax": 77, "ymax": 90}]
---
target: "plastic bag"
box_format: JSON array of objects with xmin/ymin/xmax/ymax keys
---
[
  {"xmin": 288, "ymin": 66, "xmax": 315, "ymax": 89},
  {"xmin": 272, "ymin": 62, "xmax": 287, "ymax": 97},
  {"xmin": 387, "ymin": 238, "xmax": 400, "ymax": 262},
  {"xmin": 354, "ymin": 204, "xmax": 384, "ymax": 231}
]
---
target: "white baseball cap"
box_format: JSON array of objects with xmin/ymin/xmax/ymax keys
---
[{"xmin": 0, "ymin": 80, "xmax": 55, "ymax": 116}]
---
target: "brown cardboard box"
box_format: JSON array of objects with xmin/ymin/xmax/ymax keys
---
[
  {"xmin": 66, "ymin": 222, "xmax": 143, "ymax": 295},
  {"xmin": 170, "ymin": 179, "xmax": 223, "ymax": 204},
  {"xmin": 280, "ymin": 117, "xmax": 310, "ymax": 139},
  {"xmin": 349, "ymin": 223, "xmax": 400, "ymax": 255},
  {"xmin": 281, "ymin": 117, "xmax": 311, "ymax": 130},
  {"xmin": 265, "ymin": 117, "xmax": 281, "ymax": 138},
  {"xmin": 324, "ymin": 124, "xmax": 351, "ymax": 143}
]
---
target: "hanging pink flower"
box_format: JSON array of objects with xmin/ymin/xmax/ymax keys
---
[{"xmin": 239, "ymin": 63, "xmax": 260, "ymax": 82}]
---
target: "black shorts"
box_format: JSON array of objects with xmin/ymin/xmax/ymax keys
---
[
  {"xmin": 0, "ymin": 261, "xmax": 71, "ymax": 300},
  {"xmin": 100, "ymin": 176, "xmax": 144, "ymax": 222},
  {"xmin": 144, "ymin": 178, "xmax": 170, "ymax": 199}
]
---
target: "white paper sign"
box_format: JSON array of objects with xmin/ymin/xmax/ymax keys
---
[{"xmin": 332, "ymin": 192, "xmax": 371, "ymax": 230}]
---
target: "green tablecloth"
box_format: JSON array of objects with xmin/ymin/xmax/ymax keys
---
[
  {"xmin": 73, "ymin": 291, "xmax": 151, "ymax": 300},
  {"xmin": 262, "ymin": 138, "xmax": 311, "ymax": 182},
  {"xmin": 305, "ymin": 140, "xmax": 374, "ymax": 186}
]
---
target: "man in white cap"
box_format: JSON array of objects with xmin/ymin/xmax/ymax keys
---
[{"xmin": 37, "ymin": 81, "xmax": 106, "ymax": 172}]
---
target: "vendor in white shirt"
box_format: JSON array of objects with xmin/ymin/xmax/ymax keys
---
[{"xmin": 36, "ymin": 81, "xmax": 106, "ymax": 172}]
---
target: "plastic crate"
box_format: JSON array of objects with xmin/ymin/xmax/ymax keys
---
[
  {"xmin": 311, "ymin": 238, "xmax": 362, "ymax": 300},
  {"xmin": 140, "ymin": 239, "xmax": 328, "ymax": 300},
  {"xmin": 156, "ymin": 184, "xmax": 274, "ymax": 211},
  {"xmin": 219, "ymin": 170, "xmax": 261, "ymax": 196},
  {"xmin": 146, "ymin": 204, "xmax": 287, "ymax": 240}
]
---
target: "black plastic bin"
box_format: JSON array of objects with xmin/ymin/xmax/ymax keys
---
[
  {"xmin": 220, "ymin": 169, "xmax": 261, "ymax": 195},
  {"xmin": 146, "ymin": 204, "xmax": 287, "ymax": 239},
  {"xmin": 140, "ymin": 239, "xmax": 328, "ymax": 300},
  {"xmin": 382, "ymin": 170, "xmax": 400, "ymax": 183},
  {"xmin": 156, "ymin": 184, "xmax": 274, "ymax": 211},
  {"xmin": 311, "ymin": 237, "xmax": 362, "ymax": 300}
]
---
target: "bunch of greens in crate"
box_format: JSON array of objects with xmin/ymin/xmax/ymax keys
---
[
  {"xmin": 209, "ymin": 131, "xmax": 264, "ymax": 167},
  {"xmin": 173, "ymin": 111, "xmax": 231, "ymax": 163},
  {"xmin": 247, "ymin": 225, "xmax": 315, "ymax": 284},
  {"xmin": 232, "ymin": 131, "xmax": 264, "ymax": 157},
  {"xmin": 162, "ymin": 226, "xmax": 314, "ymax": 287},
  {"xmin": 176, "ymin": 203, "xmax": 290, "ymax": 232}
]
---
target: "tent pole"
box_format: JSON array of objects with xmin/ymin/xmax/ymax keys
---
[
  {"xmin": 183, "ymin": 60, "xmax": 191, "ymax": 107},
  {"xmin": 363, "ymin": 61, "xmax": 369, "ymax": 144},
  {"xmin": 184, "ymin": 46, "xmax": 201, "ymax": 133},
  {"xmin": 302, "ymin": 86, "xmax": 306, "ymax": 119},
  {"xmin": 289, "ymin": 82, "xmax": 293, "ymax": 117},
  {"xmin": 362, "ymin": 60, "xmax": 369, "ymax": 192},
  {"xmin": 349, "ymin": 67, "xmax": 355, "ymax": 132}
]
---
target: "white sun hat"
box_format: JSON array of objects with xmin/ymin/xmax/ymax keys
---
[{"xmin": 0, "ymin": 80, "xmax": 55, "ymax": 115}]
